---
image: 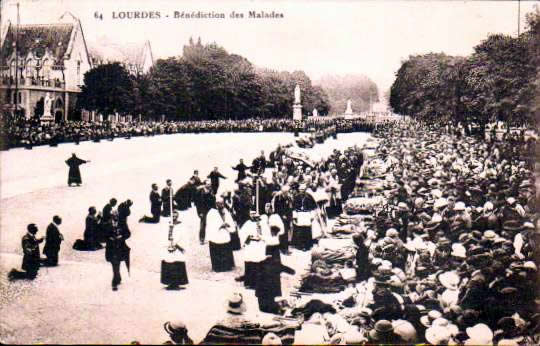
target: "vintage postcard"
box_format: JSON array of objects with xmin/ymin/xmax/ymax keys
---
[{"xmin": 0, "ymin": 0, "xmax": 538, "ymax": 344}]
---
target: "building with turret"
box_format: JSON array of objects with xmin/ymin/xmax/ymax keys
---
[{"xmin": 0, "ymin": 12, "xmax": 92, "ymax": 121}]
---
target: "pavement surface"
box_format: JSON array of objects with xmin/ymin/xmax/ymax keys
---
[{"xmin": 0, "ymin": 132, "xmax": 371, "ymax": 344}]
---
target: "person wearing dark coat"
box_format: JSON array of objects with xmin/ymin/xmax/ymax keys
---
[
  {"xmin": 232, "ymin": 159, "xmax": 251, "ymax": 182},
  {"xmin": 117, "ymin": 199, "xmax": 132, "ymax": 233},
  {"xmin": 256, "ymin": 255, "xmax": 295, "ymax": 314},
  {"xmin": 162, "ymin": 179, "xmax": 173, "ymax": 217},
  {"xmin": 207, "ymin": 167, "xmax": 227, "ymax": 195},
  {"xmin": 353, "ymin": 233, "xmax": 370, "ymax": 282},
  {"xmin": 194, "ymin": 181, "xmax": 216, "ymax": 245},
  {"xmin": 100, "ymin": 198, "xmax": 117, "ymax": 243},
  {"xmin": 190, "ymin": 170, "xmax": 203, "ymax": 187},
  {"xmin": 174, "ymin": 180, "xmax": 196, "ymax": 211},
  {"xmin": 251, "ymin": 151, "xmax": 267, "ymax": 175},
  {"xmin": 8, "ymin": 224, "xmax": 44, "ymax": 280},
  {"xmin": 272, "ymin": 186, "xmax": 293, "ymax": 255},
  {"xmin": 65, "ymin": 153, "xmax": 89, "ymax": 186},
  {"xmin": 105, "ymin": 214, "xmax": 131, "ymax": 291},
  {"xmin": 140, "ymin": 184, "xmax": 161, "ymax": 223},
  {"xmin": 43, "ymin": 216, "xmax": 63, "ymax": 266},
  {"xmin": 84, "ymin": 206, "xmax": 102, "ymax": 250}
]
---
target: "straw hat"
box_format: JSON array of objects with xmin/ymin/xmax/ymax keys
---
[
  {"xmin": 392, "ymin": 320, "xmax": 417, "ymax": 343},
  {"xmin": 451, "ymin": 243, "xmax": 466, "ymax": 258},
  {"xmin": 454, "ymin": 202, "xmax": 466, "ymax": 211},
  {"xmin": 262, "ymin": 332, "xmax": 282, "ymax": 345},
  {"xmin": 438, "ymin": 271, "xmax": 460, "ymax": 290},
  {"xmin": 465, "ymin": 323, "xmax": 493, "ymax": 344},
  {"xmin": 420, "ymin": 310, "xmax": 443, "ymax": 327},
  {"xmin": 226, "ymin": 293, "xmax": 246, "ymax": 314},
  {"xmin": 164, "ymin": 320, "xmax": 186, "ymax": 335},
  {"xmin": 425, "ymin": 325, "xmax": 452, "ymax": 345}
]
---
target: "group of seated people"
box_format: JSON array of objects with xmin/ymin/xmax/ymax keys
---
[
  {"xmin": 153, "ymin": 119, "xmax": 539, "ymax": 345},
  {"xmin": 0, "ymin": 116, "xmax": 382, "ymax": 150}
]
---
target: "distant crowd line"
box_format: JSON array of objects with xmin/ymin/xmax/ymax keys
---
[{"xmin": 0, "ymin": 117, "xmax": 391, "ymax": 150}]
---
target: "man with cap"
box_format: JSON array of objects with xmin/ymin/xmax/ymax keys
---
[
  {"xmin": 367, "ymin": 319, "xmax": 404, "ymax": 344},
  {"xmin": 8, "ymin": 224, "xmax": 44, "ymax": 280},
  {"xmin": 162, "ymin": 179, "xmax": 173, "ymax": 217},
  {"xmin": 139, "ymin": 184, "xmax": 162, "ymax": 223},
  {"xmin": 43, "ymin": 215, "xmax": 64, "ymax": 266},
  {"xmin": 163, "ymin": 320, "xmax": 193, "ymax": 344}
]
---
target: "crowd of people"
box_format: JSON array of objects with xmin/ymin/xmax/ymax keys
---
[
  {"xmin": 0, "ymin": 117, "xmax": 382, "ymax": 149},
  {"xmin": 6, "ymin": 113, "xmax": 540, "ymax": 344}
]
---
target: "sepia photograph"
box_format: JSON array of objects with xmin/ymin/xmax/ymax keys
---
[{"xmin": 0, "ymin": 0, "xmax": 539, "ymax": 344}]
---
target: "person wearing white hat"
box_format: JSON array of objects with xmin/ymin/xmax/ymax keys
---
[
  {"xmin": 261, "ymin": 332, "xmax": 282, "ymax": 345},
  {"xmin": 163, "ymin": 320, "xmax": 193, "ymax": 345},
  {"xmin": 465, "ymin": 323, "xmax": 493, "ymax": 345}
]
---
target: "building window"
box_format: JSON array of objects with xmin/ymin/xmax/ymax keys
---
[
  {"xmin": 5, "ymin": 91, "xmax": 9, "ymax": 103},
  {"xmin": 18, "ymin": 92, "xmax": 22, "ymax": 104}
]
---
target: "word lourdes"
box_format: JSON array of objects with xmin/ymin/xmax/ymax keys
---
[{"xmin": 111, "ymin": 10, "xmax": 284, "ymax": 20}]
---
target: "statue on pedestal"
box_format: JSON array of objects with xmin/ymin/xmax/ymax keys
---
[
  {"xmin": 44, "ymin": 93, "xmax": 52, "ymax": 118},
  {"xmin": 292, "ymin": 84, "xmax": 303, "ymax": 121},
  {"xmin": 41, "ymin": 92, "xmax": 54, "ymax": 123},
  {"xmin": 312, "ymin": 108, "xmax": 318, "ymax": 117},
  {"xmin": 345, "ymin": 99, "xmax": 353, "ymax": 115}
]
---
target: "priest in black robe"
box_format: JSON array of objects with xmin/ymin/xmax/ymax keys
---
[{"xmin": 65, "ymin": 153, "xmax": 89, "ymax": 186}]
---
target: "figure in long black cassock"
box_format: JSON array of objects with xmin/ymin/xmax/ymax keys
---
[
  {"xmin": 256, "ymin": 255, "xmax": 295, "ymax": 314},
  {"xmin": 84, "ymin": 206, "xmax": 102, "ymax": 250},
  {"xmin": 272, "ymin": 185, "xmax": 293, "ymax": 255},
  {"xmin": 43, "ymin": 215, "xmax": 64, "ymax": 266},
  {"xmin": 207, "ymin": 167, "xmax": 227, "ymax": 195},
  {"xmin": 65, "ymin": 153, "xmax": 89, "ymax": 186},
  {"xmin": 232, "ymin": 159, "xmax": 251, "ymax": 182}
]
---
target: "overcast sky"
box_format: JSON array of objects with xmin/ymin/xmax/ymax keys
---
[{"xmin": 1, "ymin": 0, "xmax": 537, "ymax": 92}]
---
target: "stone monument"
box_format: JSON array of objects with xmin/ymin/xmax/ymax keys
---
[
  {"xmin": 345, "ymin": 99, "xmax": 353, "ymax": 115},
  {"xmin": 41, "ymin": 92, "xmax": 54, "ymax": 123},
  {"xmin": 293, "ymin": 84, "xmax": 303, "ymax": 121},
  {"xmin": 312, "ymin": 108, "xmax": 318, "ymax": 117}
]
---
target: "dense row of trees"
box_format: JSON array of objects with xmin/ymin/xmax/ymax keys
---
[
  {"xmin": 390, "ymin": 8, "xmax": 539, "ymax": 128},
  {"xmin": 78, "ymin": 38, "xmax": 331, "ymax": 120},
  {"xmin": 316, "ymin": 74, "xmax": 379, "ymax": 115}
]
